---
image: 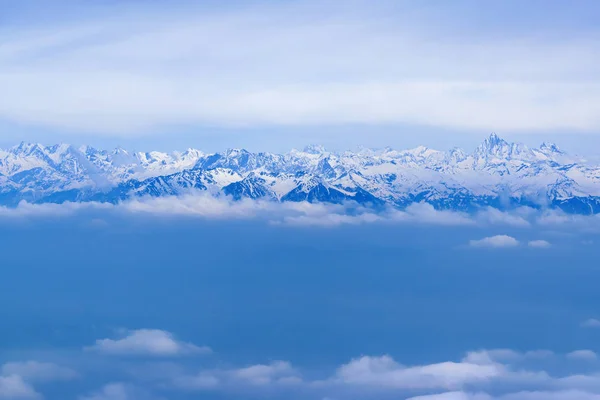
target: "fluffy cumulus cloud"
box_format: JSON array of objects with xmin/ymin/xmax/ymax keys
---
[
  {"xmin": 0, "ymin": 361, "xmax": 77, "ymax": 399},
  {"xmin": 0, "ymin": 375, "xmax": 40, "ymax": 399},
  {"xmin": 1, "ymin": 1, "xmax": 599, "ymax": 136},
  {"xmin": 7, "ymin": 333, "xmax": 600, "ymax": 400},
  {"xmin": 469, "ymin": 235, "xmax": 520, "ymax": 248},
  {"xmin": 86, "ymin": 329, "xmax": 211, "ymax": 356},
  {"xmin": 332, "ymin": 355, "xmax": 502, "ymax": 390},
  {"xmin": 324, "ymin": 350, "xmax": 600, "ymax": 400}
]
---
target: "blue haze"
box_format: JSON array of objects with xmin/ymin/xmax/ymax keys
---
[{"xmin": 1, "ymin": 218, "xmax": 599, "ymax": 385}]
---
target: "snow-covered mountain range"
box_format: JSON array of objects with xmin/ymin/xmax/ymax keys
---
[{"xmin": 2, "ymin": 134, "xmax": 600, "ymax": 213}]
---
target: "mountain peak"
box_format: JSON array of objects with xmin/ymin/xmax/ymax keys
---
[
  {"xmin": 224, "ymin": 148, "xmax": 249, "ymax": 157},
  {"xmin": 0, "ymin": 136, "xmax": 597, "ymax": 215},
  {"xmin": 112, "ymin": 147, "xmax": 130, "ymax": 155},
  {"xmin": 483, "ymin": 132, "xmax": 508, "ymax": 148},
  {"xmin": 10, "ymin": 142, "xmax": 45, "ymax": 156},
  {"xmin": 475, "ymin": 133, "xmax": 511, "ymax": 157},
  {"xmin": 540, "ymin": 142, "xmax": 564, "ymax": 155}
]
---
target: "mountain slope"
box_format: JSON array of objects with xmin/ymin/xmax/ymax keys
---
[{"xmin": 2, "ymin": 134, "xmax": 600, "ymax": 214}]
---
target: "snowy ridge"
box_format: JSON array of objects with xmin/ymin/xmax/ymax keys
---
[{"xmin": 1, "ymin": 134, "xmax": 600, "ymax": 213}]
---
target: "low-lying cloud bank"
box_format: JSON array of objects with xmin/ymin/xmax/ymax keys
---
[
  {"xmin": 8, "ymin": 328, "xmax": 600, "ymax": 400},
  {"xmin": 1, "ymin": 194, "xmax": 599, "ymax": 232}
]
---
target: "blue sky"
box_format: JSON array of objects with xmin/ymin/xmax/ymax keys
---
[{"xmin": 0, "ymin": 0, "xmax": 599, "ymax": 153}]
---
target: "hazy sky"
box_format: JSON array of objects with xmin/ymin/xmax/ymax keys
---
[{"xmin": 1, "ymin": 0, "xmax": 599, "ymax": 152}]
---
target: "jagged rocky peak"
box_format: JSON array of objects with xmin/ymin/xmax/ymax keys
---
[
  {"xmin": 475, "ymin": 133, "xmax": 510, "ymax": 155},
  {"xmin": 473, "ymin": 132, "xmax": 534, "ymax": 160}
]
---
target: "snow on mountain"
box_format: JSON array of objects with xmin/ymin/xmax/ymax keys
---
[{"xmin": 1, "ymin": 134, "xmax": 600, "ymax": 213}]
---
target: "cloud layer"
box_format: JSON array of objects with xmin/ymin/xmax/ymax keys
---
[
  {"xmin": 0, "ymin": 194, "xmax": 598, "ymax": 245},
  {"xmin": 0, "ymin": 361, "xmax": 76, "ymax": 399},
  {"xmin": 5, "ymin": 326, "xmax": 600, "ymax": 399},
  {"xmin": 1, "ymin": 1, "xmax": 599, "ymax": 136}
]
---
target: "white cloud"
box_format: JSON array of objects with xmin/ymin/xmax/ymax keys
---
[
  {"xmin": 566, "ymin": 350, "xmax": 598, "ymax": 361},
  {"xmin": 399, "ymin": 203, "xmax": 475, "ymax": 226},
  {"xmin": 1, "ymin": 2, "xmax": 599, "ymax": 136},
  {"xmin": 528, "ymin": 240, "xmax": 551, "ymax": 249},
  {"xmin": 536, "ymin": 211, "xmax": 600, "ymax": 231},
  {"xmin": 0, "ymin": 196, "xmax": 527, "ymax": 229},
  {"xmin": 86, "ymin": 329, "xmax": 211, "ymax": 356},
  {"xmin": 408, "ymin": 392, "xmax": 491, "ymax": 400},
  {"xmin": 5, "ymin": 343, "xmax": 600, "ymax": 400},
  {"xmin": 231, "ymin": 361, "xmax": 301, "ymax": 386},
  {"xmin": 581, "ymin": 319, "xmax": 600, "ymax": 328},
  {"xmin": 333, "ymin": 355, "xmax": 502, "ymax": 390},
  {"xmin": 476, "ymin": 208, "xmax": 531, "ymax": 228},
  {"xmin": 1, "ymin": 361, "xmax": 77, "ymax": 382},
  {"xmin": 502, "ymin": 390, "xmax": 600, "ymax": 400},
  {"xmin": 2, "ymin": 195, "xmax": 600, "ymax": 232},
  {"xmin": 173, "ymin": 361, "xmax": 301, "ymax": 391},
  {"xmin": 555, "ymin": 374, "xmax": 600, "ymax": 392},
  {"xmin": 281, "ymin": 202, "xmax": 474, "ymax": 227},
  {"xmin": 469, "ymin": 235, "xmax": 520, "ymax": 248},
  {"xmin": 78, "ymin": 383, "xmax": 159, "ymax": 400},
  {"xmin": 0, "ymin": 201, "xmax": 111, "ymax": 218},
  {"xmin": 462, "ymin": 350, "xmax": 523, "ymax": 365},
  {"xmin": 0, "ymin": 375, "xmax": 40, "ymax": 399},
  {"xmin": 0, "ymin": 361, "xmax": 76, "ymax": 399},
  {"xmin": 408, "ymin": 391, "xmax": 600, "ymax": 400}
]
